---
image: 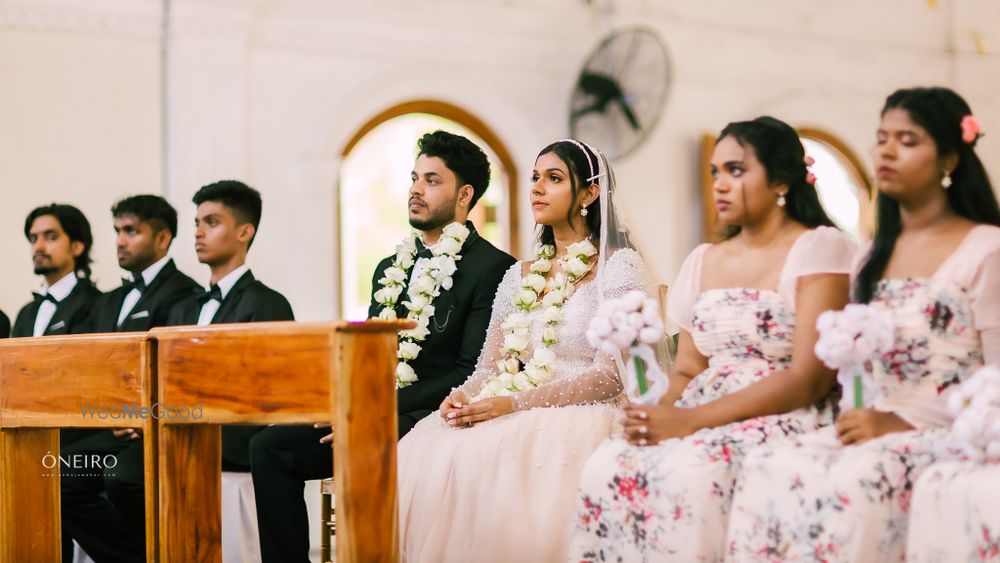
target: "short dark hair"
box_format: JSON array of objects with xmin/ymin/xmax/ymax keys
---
[
  {"xmin": 855, "ymin": 87, "xmax": 1000, "ymax": 303},
  {"xmin": 417, "ymin": 130, "xmax": 491, "ymax": 209},
  {"xmin": 111, "ymin": 194, "xmax": 179, "ymax": 237},
  {"xmin": 23, "ymin": 203, "xmax": 94, "ymax": 280},
  {"xmin": 716, "ymin": 116, "xmax": 836, "ymax": 239},
  {"xmin": 192, "ymin": 180, "xmax": 263, "ymax": 246}
]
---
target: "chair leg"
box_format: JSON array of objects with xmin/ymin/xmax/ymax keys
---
[{"xmin": 320, "ymin": 492, "xmax": 332, "ymax": 562}]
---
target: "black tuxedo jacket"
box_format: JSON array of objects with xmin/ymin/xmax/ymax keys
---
[
  {"xmin": 167, "ymin": 269, "xmax": 294, "ymax": 470},
  {"xmin": 91, "ymin": 259, "xmax": 202, "ymax": 333},
  {"xmin": 12, "ymin": 278, "xmax": 102, "ymax": 337},
  {"xmin": 0, "ymin": 310, "xmax": 9, "ymax": 338},
  {"xmin": 166, "ymin": 270, "xmax": 294, "ymax": 327},
  {"xmin": 369, "ymin": 222, "xmax": 515, "ymax": 436}
]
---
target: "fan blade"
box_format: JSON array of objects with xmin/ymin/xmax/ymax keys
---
[
  {"xmin": 574, "ymin": 72, "xmax": 625, "ymax": 116},
  {"xmin": 616, "ymin": 96, "xmax": 641, "ymax": 131}
]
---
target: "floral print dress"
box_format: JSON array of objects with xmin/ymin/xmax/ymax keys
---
[
  {"xmin": 907, "ymin": 461, "xmax": 1000, "ymax": 562},
  {"xmin": 570, "ymin": 227, "xmax": 856, "ymax": 562},
  {"xmin": 726, "ymin": 225, "xmax": 1000, "ymax": 563}
]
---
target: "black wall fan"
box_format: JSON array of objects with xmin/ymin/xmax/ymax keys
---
[{"xmin": 569, "ymin": 27, "xmax": 671, "ymax": 160}]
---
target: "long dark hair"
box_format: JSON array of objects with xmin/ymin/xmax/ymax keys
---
[
  {"xmin": 716, "ymin": 116, "xmax": 835, "ymax": 239},
  {"xmin": 855, "ymin": 87, "xmax": 1000, "ymax": 302},
  {"xmin": 536, "ymin": 140, "xmax": 602, "ymax": 246},
  {"xmin": 23, "ymin": 203, "xmax": 94, "ymax": 280}
]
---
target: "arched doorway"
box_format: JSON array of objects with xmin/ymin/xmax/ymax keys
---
[{"xmin": 338, "ymin": 100, "xmax": 518, "ymax": 320}]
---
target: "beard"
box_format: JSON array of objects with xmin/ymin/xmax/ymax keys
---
[
  {"xmin": 33, "ymin": 265, "xmax": 57, "ymax": 275},
  {"xmin": 409, "ymin": 196, "xmax": 458, "ymax": 232}
]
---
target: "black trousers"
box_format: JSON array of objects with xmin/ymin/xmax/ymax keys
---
[
  {"xmin": 72, "ymin": 424, "xmax": 263, "ymax": 563},
  {"xmin": 250, "ymin": 412, "xmax": 426, "ymax": 563},
  {"xmin": 60, "ymin": 430, "xmax": 144, "ymax": 563}
]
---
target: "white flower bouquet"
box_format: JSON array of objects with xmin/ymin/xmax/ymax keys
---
[
  {"xmin": 814, "ymin": 304, "xmax": 894, "ymax": 410},
  {"xmin": 586, "ymin": 290, "xmax": 668, "ymax": 405},
  {"xmin": 946, "ymin": 365, "xmax": 1000, "ymax": 463}
]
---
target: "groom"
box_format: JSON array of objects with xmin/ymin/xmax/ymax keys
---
[{"xmin": 249, "ymin": 130, "xmax": 515, "ymax": 561}]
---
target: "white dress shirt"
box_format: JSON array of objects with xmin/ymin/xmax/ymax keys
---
[
  {"xmin": 117, "ymin": 255, "xmax": 173, "ymax": 327},
  {"xmin": 197, "ymin": 265, "xmax": 250, "ymax": 326},
  {"xmin": 33, "ymin": 272, "xmax": 78, "ymax": 336}
]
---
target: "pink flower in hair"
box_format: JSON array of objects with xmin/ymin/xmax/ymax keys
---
[
  {"xmin": 806, "ymin": 172, "xmax": 817, "ymax": 186},
  {"xmin": 961, "ymin": 115, "xmax": 981, "ymax": 144},
  {"xmin": 803, "ymin": 155, "xmax": 816, "ymax": 167}
]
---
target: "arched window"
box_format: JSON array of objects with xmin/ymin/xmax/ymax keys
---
[
  {"xmin": 338, "ymin": 101, "xmax": 518, "ymax": 320},
  {"xmin": 798, "ymin": 128, "xmax": 874, "ymax": 243},
  {"xmin": 699, "ymin": 128, "xmax": 873, "ymax": 242}
]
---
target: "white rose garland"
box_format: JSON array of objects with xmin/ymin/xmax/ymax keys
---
[
  {"xmin": 373, "ymin": 222, "xmax": 470, "ymax": 387},
  {"xmin": 475, "ymin": 238, "xmax": 598, "ymax": 399}
]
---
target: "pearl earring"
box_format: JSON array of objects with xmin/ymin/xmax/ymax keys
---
[
  {"xmin": 777, "ymin": 194, "xmax": 787, "ymax": 208},
  {"xmin": 580, "ymin": 207, "xmax": 589, "ymax": 217},
  {"xmin": 942, "ymin": 172, "xmax": 953, "ymax": 189}
]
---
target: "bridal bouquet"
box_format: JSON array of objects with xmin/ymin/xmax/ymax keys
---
[
  {"xmin": 586, "ymin": 290, "xmax": 668, "ymax": 405},
  {"xmin": 814, "ymin": 304, "xmax": 894, "ymax": 410},
  {"xmin": 946, "ymin": 365, "xmax": 1000, "ymax": 463}
]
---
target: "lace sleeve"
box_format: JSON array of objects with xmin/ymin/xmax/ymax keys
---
[
  {"xmin": 511, "ymin": 249, "xmax": 652, "ymax": 411},
  {"xmin": 456, "ymin": 263, "xmax": 521, "ymax": 399}
]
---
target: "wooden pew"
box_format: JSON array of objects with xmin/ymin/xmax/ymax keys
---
[
  {"xmin": 0, "ymin": 333, "xmax": 156, "ymax": 562},
  {"xmin": 152, "ymin": 320, "xmax": 410, "ymax": 563}
]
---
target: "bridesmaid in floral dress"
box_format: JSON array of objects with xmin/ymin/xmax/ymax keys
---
[
  {"xmin": 726, "ymin": 87, "xmax": 1000, "ymax": 562},
  {"xmin": 570, "ymin": 116, "xmax": 856, "ymax": 562}
]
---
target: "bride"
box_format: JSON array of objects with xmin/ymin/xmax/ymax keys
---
[{"xmin": 396, "ymin": 139, "xmax": 657, "ymax": 562}]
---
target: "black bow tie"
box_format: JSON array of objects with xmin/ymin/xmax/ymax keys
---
[
  {"xmin": 32, "ymin": 292, "xmax": 58, "ymax": 305},
  {"xmin": 198, "ymin": 284, "xmax": 223, "ymax": 306},
  {"xmin": 415, "ymin": 240, "xmax": 434, "ymax": 260},
  {"xmin": 122, "ymin": 276, "xmax": 147, "ymax": 294}
]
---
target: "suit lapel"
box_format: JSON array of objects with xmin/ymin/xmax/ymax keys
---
[
  {"xmin": 15, "ymin": 302, "xmax": 40, "ymax": 337},
  {"xmin": 45, "ymin": 282, "xmax": 89, "ymax": 335},
  {"xmin": 210, "ymin": 270, "xmax": 254, "ymax": 324},
  {"xmin": 122, "ymin": 260, "xmax": 177, "ymax": 329}
]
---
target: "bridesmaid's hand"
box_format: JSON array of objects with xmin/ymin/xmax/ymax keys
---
[
  {"xmin": 440, "ymin": 391, "xmax": 470, "ymax": 422},
  {"xmin": 835, "ymin": 408, "xmax": 914, "ymax": 445},
  {"xmin": 447, "ymin": 396, "xmax": 514, "ymax": 427},
  {"xmin": 623, "ymin": 403, "xmax": 702, "ymax": 446}
]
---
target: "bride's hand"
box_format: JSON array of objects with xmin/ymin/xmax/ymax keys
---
[
  {"xmin": 623, "ymin": 403, "xmax": 702, "ymax": 446},
  {"xmin": 447, "ymin": 396, "xmax": 514, "ymax": 427},
  {"xmin": 440, "ymin": 391, "xmax": 470, "ymax": 422}
]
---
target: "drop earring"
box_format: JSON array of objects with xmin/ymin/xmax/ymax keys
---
[
  {"xmin": 777, "ymin": 194, "xmax": 787, "ymax": 208},
  {"xmin": 580, "ymin": 207, "xmax": 589, "ymax": 217},
  {"xmin": 942, "ymin": 171, "xmax": 953, "ymax": 189}
]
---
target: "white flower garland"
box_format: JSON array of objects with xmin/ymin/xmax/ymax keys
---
[
  {"xmin": 475, "ymin": 239, "xmax": 598, "ymax": 400},
  {"xmin": 373, "ymin": 222, "xmax": 470, "ymax": 388}
]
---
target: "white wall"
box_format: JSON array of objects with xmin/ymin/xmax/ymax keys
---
[
  {"xmin": 0, "ymin": 0, "xmax": 162, "ymax": 318},
  {"xmin": 2, "ymin": 0, "xmax": 999, "ymax": 322}
]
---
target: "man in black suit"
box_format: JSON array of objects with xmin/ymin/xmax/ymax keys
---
[
  {"xmin": 0, "ymin": 310, "xmax": 9, "ymax": 338},
  {"xmin": 167, "ymin": 180, "xmax": 294, "ymax": 471},
  {"xmin": 99, "ymin": 181, "xmax": 293, "ymax": 561},
  {"xmin": 249, "ymin": 131, "xmax": 515, "ymax": 562},
  {"xmin": 13, "ymin": 204, "xmax": 101, "ymax": 338},
  {"xmin": 61, "ymin": 195, "xmax": 201, "ymax": 563},
  {"xmin": 92, "ymin": 195, "xmax": 201, "ymax": 333}
]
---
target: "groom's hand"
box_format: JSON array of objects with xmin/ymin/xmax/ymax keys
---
[
  {"xmin": 440, "ymin": 391, "xmax": 470, "ymax": 423},
  {"xmin": 314, "ymin": 422, "xmax": 334, "ymax": 445},
  {"xmin": 448, "ymin": 396, "xmax": 514, "ymax": 427}
]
